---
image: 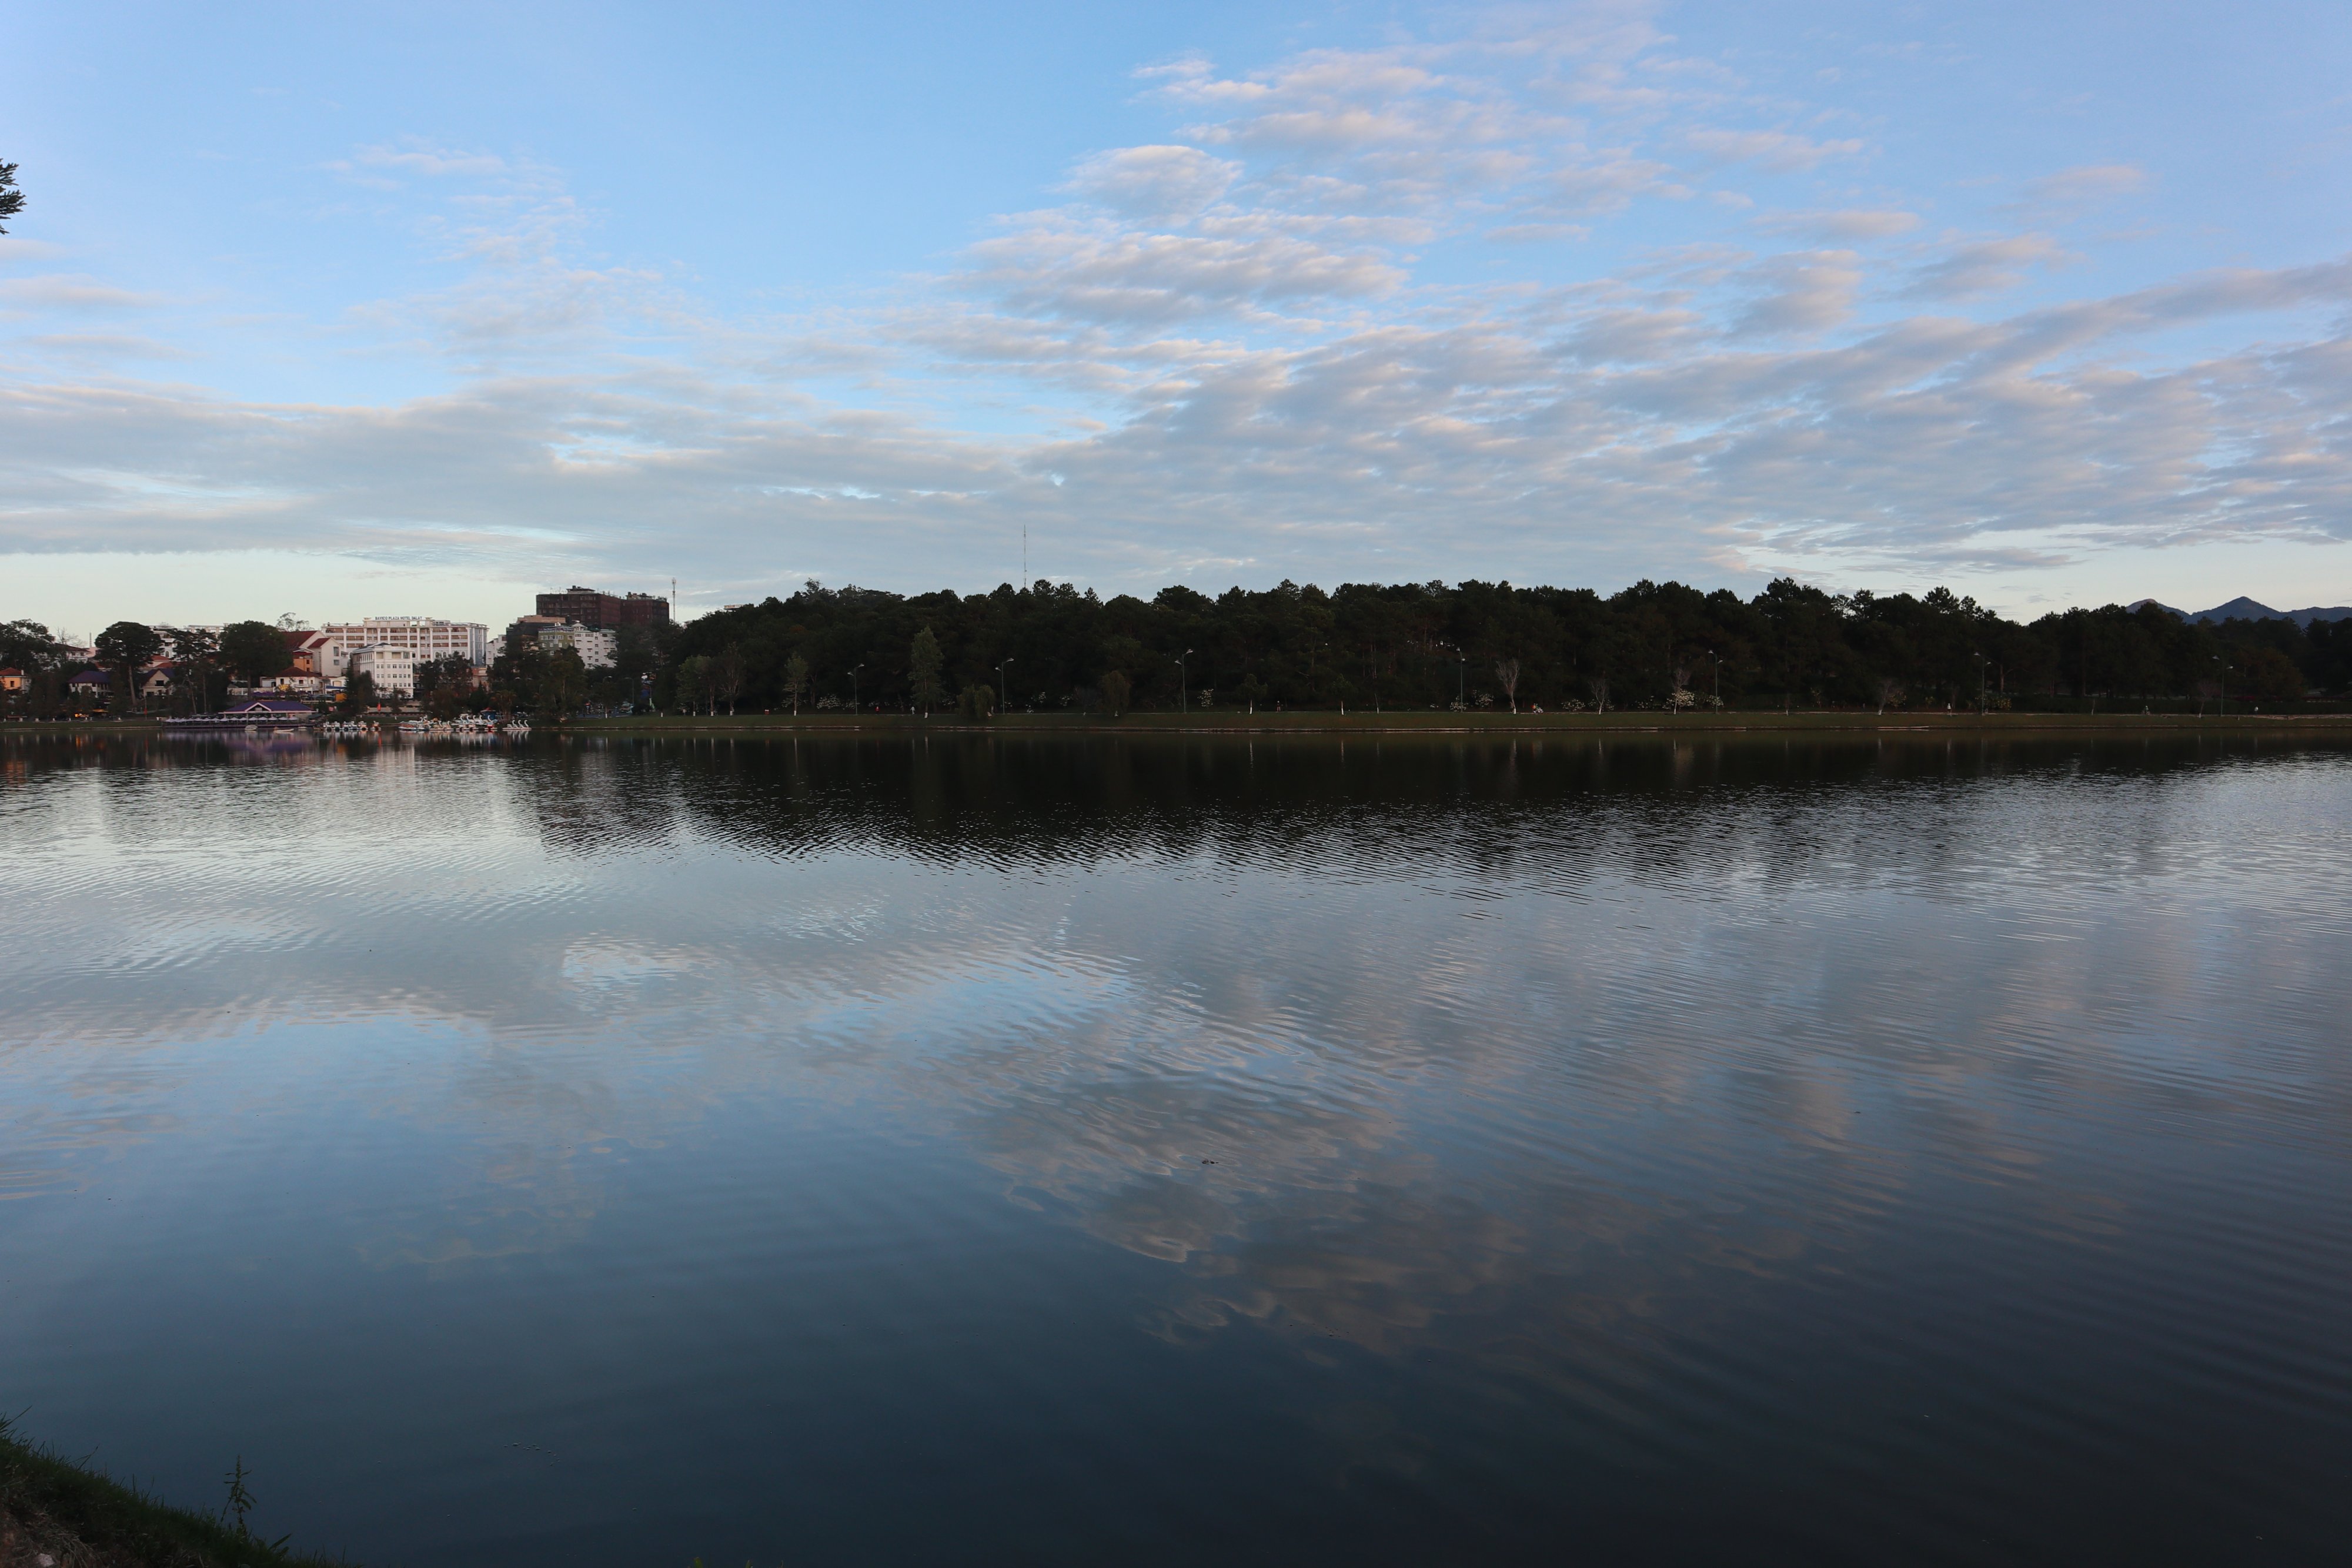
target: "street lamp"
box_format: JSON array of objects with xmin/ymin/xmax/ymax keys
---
[
  {"xmin": 1175, "ymin": 649, "xmax": 1192, "ymax": 714},
  {"xmin": 997, "ymin": 657, "xmax": 1014, "ymax": 716},
  {"xmin": 850, "ymin": 662, "xmax": 865, "ymax": 711},
  {"xmin": 1974, "ymin": 650, "xmax": 1987, "ymax": 715},
  {"xmin": 1442, "ymin": 641, "xmax": 1466, "ymax": 708},
  {"xmin": 1708, "ymin": 648, "xmax": 1720, "ymax": 712}
]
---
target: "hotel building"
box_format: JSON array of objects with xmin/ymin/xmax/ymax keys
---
[{"xmin": 313, "ymin": 618, "xmax": 490, "ymax": 676}]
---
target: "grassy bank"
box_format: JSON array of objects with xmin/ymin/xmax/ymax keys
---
[
  {"xmin": 0, "ymin": 1416, "xmax": 348, "ymax": 1567},
  {"xmin": 562, "ymin": 708, "xmax": 2352, "ymax": 737}
]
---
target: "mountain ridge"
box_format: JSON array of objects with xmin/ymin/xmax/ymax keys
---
[{"xmin": 2126, "ymin": 596, "xmax": 2352, "ymax": 628}]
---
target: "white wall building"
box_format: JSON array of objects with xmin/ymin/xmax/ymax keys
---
[
  {"xmin": 346, "ymin": 644, "xmax": 419, "ymax": 698},
  {"xmin": 314, "ymin": 618, "xmax": 489, "ymax": 676},
  {"xmin": 539, "ymin": 623, "xmax": 618, "ymax": 669}
]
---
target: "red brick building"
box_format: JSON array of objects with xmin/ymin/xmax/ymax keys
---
[{"xmin": 533, "ymin": 586, "xmax": 672, "ymax": 631}]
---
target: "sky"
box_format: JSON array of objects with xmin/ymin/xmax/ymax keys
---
[{"xmin": 4, "ymin": 0, "xmax": 2351, "ymax": 636}]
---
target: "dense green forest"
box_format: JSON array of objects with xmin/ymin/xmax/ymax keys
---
[
  {"xmin": 10, "ymin": 577, "xmax": 2350, "ymax": 720},
  {"xmin": 584, "ymin": 577, "xmax": 2352, "ymax": 716}
]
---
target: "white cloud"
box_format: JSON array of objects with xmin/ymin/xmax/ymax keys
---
[
  {"xmin": 1685, "ymin": 128, "xmax": 1866, "ymax": 172},
  {"xmin": 1732, "ymin": 251, "xmax": 1864, "ymax": 336},
  {"xmin": 1755, "ymin": 209, "xmax": 1922, "ymax": 241},
  {"xmin": 2020, "ymin": 162, "xmax": 2149, "ymax": 208},
  {"xmin": 12, "ymin": 241, "xmax": 2348, "ymax": 604},
  {"xmin": 22, "ymin": 333, "xmax": 199, "ymax": 360},
  {"xmin": 0, "ymin": 275, "xmax": 165, "ymax": 312},
  {"xmin": 342, "ymin": 142, "xmax": 512, "ymax": 179},
  {"xmin": 964, "ymin": 219, "xmax": 1403, "ymax": 325},
  {"xmin": 1902, "ymin": 234, "xmax": 2077, "ymax": 299},
  {"xmin": 2, "ymin": 8, "xmax": 2347, "ymax": 616},
  {"xmin": 1066, "ymin": 146, "xmax": 1242, "ymax": 219}
]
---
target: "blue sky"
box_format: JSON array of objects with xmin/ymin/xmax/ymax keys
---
[{"xmin": 5, "ymin": 0, "xmax": 2350, "ymax": 634}]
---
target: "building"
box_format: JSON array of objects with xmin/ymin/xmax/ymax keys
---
[
  {"xmin": 165, "ymin": 698, "xmax": 317, "ymax": 731},
  {"xmin": 495, "ymin": 615, "xmax": 620, "ymax": 670},
  {"xmin": 283, "ymin": 629, "xmax": 329, "ymax": 677},
  {"xmin": 313, "ymin": 618, "xmax": 489, "ymax": 675},
  {"xmin": 537, "ymin": 623, "xmax": 618, "ymax": 669},
  {"xmin": 0, "ymin": 668, "xmax": 25, "ymax": 694},
  {"xmin": 67, "ymin": 668, "xmax": 109, "ymax": 697},
  {"xmin": 534, "ymin": 586, "xmax": 671, "ymax": 633},
  {"xmin": 501, "ymin": 615, "xmax": 564, "ymax": 657},
  {"xmin": 346, "ymin": 644, "xmax": 419, "ymax": 698}
]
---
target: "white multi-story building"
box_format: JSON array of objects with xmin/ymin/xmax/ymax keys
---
[
  {"xmin": 313, "ymin": 618, "xmax": 489, "ymax": 676},
  {"xmin": 346, "ymin": 644, "xmax": 419, "ymax": 698},
  {"xmin": 538, "ymin": 623, "xmax": 618, "ymax": 669}
]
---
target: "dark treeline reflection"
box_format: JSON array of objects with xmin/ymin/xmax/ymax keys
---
[
  {"xmin": 18, "ymin": 728, "xmax": 2333, "ymax": 883},
  {"xmin": 503, "ymin": 729, "xmax": 2320, "ymax": 875}
]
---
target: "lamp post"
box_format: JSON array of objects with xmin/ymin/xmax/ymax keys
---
[
  {"xmin": 1975, "ymin": 651, "xmax": 1987, "ymax": 715},
  {"xmin": 1175, "ymin": 649, "xmax": 1192, "ymax": 714},
  {"xmin": 2214, "ymin": 654, "xmax": 2225, "ymax": 717},
  {"xmin": 1709, "ymin": 648, "xmax": 1720, "ymax": 712},
  {"xmin": 850, "ymin": 663, "xmax": 864, "ymax": 712},
  {"xmin": 997, "ymin": 657, "xmax": 1013, "ymax": 716},
  {"xmin": 1442, "ymin": 642, "xmax": 1466, "ymax": 708}
]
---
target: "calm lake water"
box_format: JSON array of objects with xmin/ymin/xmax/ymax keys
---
[{"xmin": 3, "ymin": 731, "xmax": 2348, "ymax": 1566}]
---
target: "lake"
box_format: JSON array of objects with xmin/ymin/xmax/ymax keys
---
[{"xmin": 2, "ymin": 731, "xmax": 2348, "ymax": 1565}]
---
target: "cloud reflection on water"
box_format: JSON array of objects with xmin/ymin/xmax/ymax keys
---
[
  {"xmin": 15, "ymin": 737, "xmax": 2343, "ymax": 1342},
  {"xmin": 6, "ymin": 733, "xmax": 2352, "ymax": 1561}
]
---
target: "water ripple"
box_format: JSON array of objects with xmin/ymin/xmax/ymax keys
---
[{"xmin": 1, "ymin": 732, "xmax": 2348, "ymax": 1565}]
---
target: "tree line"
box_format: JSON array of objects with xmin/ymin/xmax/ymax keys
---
[
  {"xmin": 0, "ymin": 617, "xmax": 513, "ymax": 720},
  {"xmin": 9, "ymin": 579, "xmax": 2349, "ymax": 721},
  {"xmin": 1, "ymin": 618, "xmax": 292, "ymax": 717},
  {"xmin": 640, "ymin": 578, "xmax": 2351, "ymax": 717}
]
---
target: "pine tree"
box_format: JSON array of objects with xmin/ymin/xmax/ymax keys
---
[{"xmin": 909, "ymin": 627, "xmax": 946, "ymax": 714}]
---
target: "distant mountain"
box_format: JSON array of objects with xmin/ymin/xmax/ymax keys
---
[{"xmin": 2128, "ymin": 596, "xmax": 2352, "ymax": 627}]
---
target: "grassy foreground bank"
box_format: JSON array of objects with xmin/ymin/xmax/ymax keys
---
[
  {"xmin": 0, "ymin": 1417, "xmax": 348, "ymax": 1568},
  {"xmin": 563, "ymin": 708, "xmax": 2352, "ymax": 737}
]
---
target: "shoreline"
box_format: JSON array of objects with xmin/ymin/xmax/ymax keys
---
[
  {"xmin": 0, "ymin": 1416, "xmax": 345, "ymax": 1568},
  {"xmin": 11, "ymin": 710, "xmax": 2352, "ymax": 740},
  {"xmin": 566, "ymin": 710, "xmax": 2352, "ymax": 737}
]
